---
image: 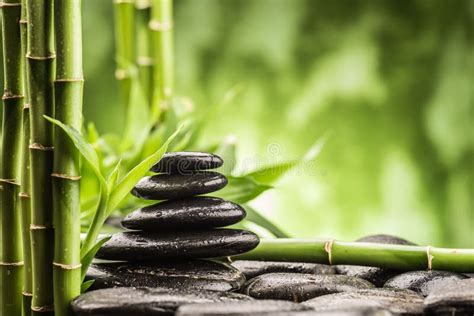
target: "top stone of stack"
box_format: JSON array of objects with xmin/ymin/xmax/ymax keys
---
[{"xmin": 151, "ymin": 152, "xmax": 224, "ymax": 174}]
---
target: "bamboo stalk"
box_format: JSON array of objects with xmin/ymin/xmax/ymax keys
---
[
  {"xmin": 26, "ymin": 0, "xmax": 56, "ymax": 313},
  {"xmin": 232, "ymin": 239, "xmax": 474, "ymax": 273},
  {"xmin": 135, "ymin": 0, "xmax": 153, "ymax": 105},
  {"xmin": 19, "ymin": 0, "xmax": 33, "ymax": 314},
  {"xmin": 114, "ymin": 0, "xmax": 135, "ymax": 109},
  {"xmin": 52, "ymin": 0, "xmax": 83, "ymax": 315},
  {"xmin": 150, "ymin": 0, "xmax": 173, "ymax": 115},
  {"xmin": 1, "ymin": 0, "xmax": 25, "ymax": 314}
]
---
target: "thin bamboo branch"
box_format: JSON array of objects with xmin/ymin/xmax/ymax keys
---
[
  {"xmin": 114, "ymin": 0, "xmax": 135, "ymax": 109},
  {"xmin": 135, "ymin": 0, "xmax": 153, "ymax": 105},
  {"xmin": 232, "ymin": 239, "xmax": 474, "ymax": 273},
  {"xmin": 150, "ymin": 0, "xmax": 173, "ymax": 115},
  {"xmin": 1, "ymin": 0, "xmax": 25, "ymax": 314},
  {"xmin": 52, "ymin": 0, "xmax": 83, "ymax": 315},
  {"xmin": 26, "ymin": 0, "xmax": 56, "ymax": 313}
]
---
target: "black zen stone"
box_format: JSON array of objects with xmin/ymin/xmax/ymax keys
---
[
  {"xmin": 175, "ymin": 300, "xmax": 312, "ymax": 316},
  {"xmin": 384, "ymin": 270, "xmax": 467, "ymax": 297},
  {"xmin": 86, "ymin": 260, "xmax": 246, "ymax": 292},
  {"xmin": 241, "ymin": 273, "xmax": 374, "ymax": 302},
  {"xmin": 231, "ymin": 260, "xmax": 336, "ymax": 279},
  {"xmin": 302, "ymin": 288, "xmax": 424, "ymax": 315},
  {"xmin": 336, "ymin": 234, "xmax": 417, "ymax": 286},
  {"xmin": 70, "ymin": 287, "xmax": 253, "ymax": 316},
  {"xmin": 95, "ymin": 229, "xmax": 260, "ymax": 261},
  {"xmin": 424, "ymin": 278, "xmax": 474, "ymax": 315},
  {"xmin": 122, "ymin": 197, "xmax": 245, "ymax": 230},
  {"xmin": 131, "ymin": 172, "xmax": 228, "ymax": 200},
  {"xmin": 151, "ymin": 152, "xmax": 223, "ymax": 174}
]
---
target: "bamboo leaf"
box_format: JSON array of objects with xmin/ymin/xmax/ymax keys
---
[
  {"xmin": 215, "ymin": 176, "xmax": 272, "ymax": 204},
  {"xmin": 246, "ymin": 160, "xmax": 297, "ymax": 185},
  {"xmin": 44, "ymin": 116, "xmax": 106, "ymax": 185},
  {"xmin": 107, "ymin": 160, "xmax": 121, "ymax": 192},
  {"xmin": 244, "ymin": 205, "xmax": 289, "ymax": 238},
  {"xmin": 107, "ymin": 125, "xmax": 182, "ymax": 214},
  {"xmin": 214, "ymin": 136, "xmax": 237, "ymax": 175},
  {"xmin": 81, "ymin": 280, "xmax": 95, "ymax": 293},
  {"xmin": 80, "ymin": 235, "xmax": 111, "ymax": 281}
]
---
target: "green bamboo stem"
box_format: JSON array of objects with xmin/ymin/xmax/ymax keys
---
[
  {"xmin": 233, "ymin": 239, "xmax": 474, "ymax": 273},
  {"xmin": 114, "ymin": 0, "xmax": 135, "ymax": 109},
  {"xmin": 19, "ymin": 0, "xmax": 33, "ymax": 314},
  {"xmin": 135, "ymin": 0, "xmax": 153, "ymax": 105},
  {"xmin": 150, "ymin": 0, "xmax": 174, "ymax": 115},
  {"xmin": 52, "ymin": 0, "xmax": 83, "ymax": 315},
  {"xmin": 26, "ymin": 0, "xmax": 56, "ymax": 313},
  {"xmin": 1, "ymin": 0, "xmax": 25, "ymax": 314}
]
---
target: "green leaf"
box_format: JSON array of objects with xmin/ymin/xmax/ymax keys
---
[
  {"xmin": 81, "ymin": 280, "xmax": 95, "ymax": 293},
  {"xmin": 80, "ymin": 235, "xmax": 111, "ymax": 281},
  {"xmin": 214, "ymin": 136, "xmax": 237, "ymax": 175},
  {"xmin": 246, "ymin": 160, "xmax": 297, "ymax": 185},
  {"xmin": 244, "ymin": 205, "xmax": 289, "ymax": 238},
  {"xmin": 107, "ymin": 160, "xmax": 121, "ymax": 192},
  {"xmin": 215, "ymin": 176, "xmax": 272, "ymax": 204},
  {"xmin": 107, "ymin": 125, "xmax": 183, "ymax": 214},
  {"xmin": 45, "ymin": 116, "xmax": 106, "ymax": 185}
]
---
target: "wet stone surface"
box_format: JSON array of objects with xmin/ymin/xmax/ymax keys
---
[
  {"xmin": 231, "ymin": 260, "xmax": 336, "ymax": 280},
  {"xmin": 95, "ymin": 229, "xmax": 260, "ymax": 261},
  {"xmin": 71, "ymin": 287, "xmax": 253, "ymax": 316},
  {"xmin": 241, "ymin": 272, "xmax": 375, "ymax": 302},
  {"xmin": 384, "ymin": 270, "xmax": 467, "ymax": 297},
  {"xmin": 86, "ymin": 260, "xmax": 246, "ymax": 292},
  {"xmin": 424, "ymin": 278, "xmax": 474, "ymax": 315},
  {"xmin": 151, "ymin": 152, "xmax": 223, "ymax": 174},
  {"xmin": 175, "ymin": 300, "xmax": 312, "ymax": 316},
  {"xmin": 122, "ymin": 197, "xmax": 246, "ymax": 230},
  {"xmin": 336, "ymin": 234, "xmax": 417, "ymax": 286},
  {"xmin": 131, "ymin": 171, "xmax": 228, "ymax": 200},
  {"xmin": 302, "ymin": 288, "xmax": 424, "ymax": 315}
]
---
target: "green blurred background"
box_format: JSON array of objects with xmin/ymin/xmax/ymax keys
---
[{"xmin": 82, "ymin": 0, "xmax": 473, "ymax": 247}]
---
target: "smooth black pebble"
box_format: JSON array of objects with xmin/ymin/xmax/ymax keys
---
[
  {"xmin": 70, "ymin": 287, "xmax": 252, "ymax": 316},
  {"xmin": 95, "ymin": 229, "xmax": 260, "ymax": 261},
  {"xmin": 241, "ymin": 273, "xmax": 374, "ymax": 302},
  {"xmin": 151, "ymin": 152, "xmax": 223, "ymax": 174},
  {"xmin": 336, "ymin": 234, "xmax": 416, "ymax": 286},
  {"xmin": 131, "ymin": 172, "xmax": 228, "ymax": 200},
  {"xmin": 175, "ymin": 300, "xmax": 312, "ymax": 316},
  {"xmin": 86, "ymin": 260, "xmax": 246, "ymax": 292},
  {"xmin": 384, "ymin": 270, "xmax": 467, "ymax": 297},
  {"xmin": 424, "ymin": 278, "xmax": 474, "ymax": 315},
  {"xmin": 231, "ymin": 260, "xmax": 336, "ymax": 279},
  {"xmin": 302, "ymin": 288, "xmax": 424, "ymax": 315},
  {"xmin": 122, "ymin": 197, "xmax": 245, "ymax": 230}
]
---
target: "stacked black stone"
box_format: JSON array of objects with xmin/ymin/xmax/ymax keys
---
[{"xmin": 90, "ymin": 152, "xmax": 259, "ymax": 291}]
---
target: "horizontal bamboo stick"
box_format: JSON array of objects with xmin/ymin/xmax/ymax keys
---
[{"xmin": 232, "ymin": 239, "xmax": 474, "ymax": 273}]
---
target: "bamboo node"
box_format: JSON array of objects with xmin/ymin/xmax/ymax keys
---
[
  {"xmin": 26, "ymin": 52, "xmax": 56, "ymax": 60},
  {"xmin": 137, "ymin": 56, "xmax": 154, "ymax": 66},
  {"xmin": 135, "ymin": 0, "xmax": 151, "ymax": 9},
  {"xmin": 31, "ymin": 305, "xmax": 54, "ymax": 312},
  {"xmin": 22, "ymin": 292, "xmax": 33, "ymax": 297},
  {"xmin": 426, "ymin": 246, "xmax": 434, "ymax": 270},
  {"xmin": 113, "ymin": 0, "xmax": 134, "ymax": 3},
  {"xmin": 30, "ymin": 224, "xmax": 53, "ymax": 230},
  {"xmin": 115, "ymin": 69, "xmax": 130, "ymax": 80},
  {"xmin": 29, "ymin": 143, "xmax": 54, "ymax": 151},
  {"xmin": 149, "ymin": 19, "xmax": 173, "ymax": 31},
  {"xmin": 55, "ymin": 78, "xmax": 84, "ymax": 83},
  {"xmin": 19, "ymin": 19, "xmax": 28, "ymax": 24},
  {"xmin": 324, "ymin": 239, "xmax": 335, "ymax": 265},
  {"xmin": 23, "ymin": 103, "xmax": 31, "ymax": 109},
  {"xmin": 0, "ymin": 178, "xmax": 20, "ymax": 186},
  {"xmin": 0, "ymin": 261, "xmax": 24, "ymax": 266},
  {"xmin": 2, "ymin": 93, "xmax": 24, "ymax": 100},
  {"xmin": 51, "ymin": 173, "xmax": 81, "ymax": 181},
  {"xmin": 53, "ymin": 262, "xmax": 82, "ymax": 270},
  {"xmin": 0, "ymin": 2, "xmax": 21, "ymax": 7},
  {"xmin": 19, "ymin": 192, "xmax": 31, "ymax": 198}
]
